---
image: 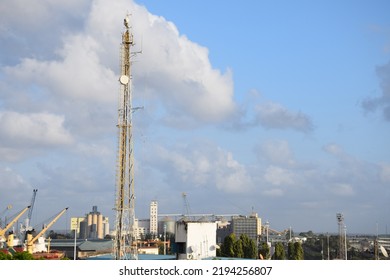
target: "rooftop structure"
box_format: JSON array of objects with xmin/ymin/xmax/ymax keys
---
[{"xmin": 175, "ymin": 220, "xmax": 217, "ymax": 260}]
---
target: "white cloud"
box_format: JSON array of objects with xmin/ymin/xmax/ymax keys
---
[
  {"xmin": 214, "ymin": 151, "xmax": 252, "ymax": 193},
  {"xmin": 2, "ymin": 0, "xmax": 237, "ymax": 139},
  {"xmin": 330, "ymin": 183, "xmax": 355, "ymax": 196},
  {"xmin": 254, "ymin": 102, "xmax": 314, "ymax": 132},
  {"xmin": 0, "ymin": 166, "xmax": 33, "ymax": 209},
  {"xmin": 145, "ymin": 143, "xmax": 252, "ymax": 193},
  {"xmin": 362, "ymin": 60, "xmax": 390, "ymax": 121},
  {"xmin": 259, "ymin": 139, "xmax": 295, "ymax": 166},
  {"xmin": 379, "ymin": 163, "xmax": 390, "ymax": 183},
  {"xmin": 130, "ymin": 8, "xmax": 237, "ymax": 124},
  {"xmin": 323, "ymin": 143, "xmax": 344, "ymax": 156},
  {"xmin": 0, "ymin": 111, "xmax": 73, "ymax": 147},
  {"xmin": 300, "ymin": 201, "xmax": 321, "ymax": 209},
  {"xmin": 5, "ymin": 34, "xmax": 117, "ymax": 104},
  {"xmin": 262, "ymin": 188, "xmax": 284, "ymax": 197},
  {"xmin": 264, "ymin": 165, "xmax": 296, "ymax": 186}
]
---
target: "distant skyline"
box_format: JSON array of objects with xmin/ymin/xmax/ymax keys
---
[{"xmin": 0, "ymin": 0, "xmax": 389, "ymax": 234}]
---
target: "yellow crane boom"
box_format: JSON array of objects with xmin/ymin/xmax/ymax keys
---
[
  {"xmin": 26, "ymin": 207, "xmax": 68, "ymax": 253},
  {"xmin": 0, "ymin": 205, "xmax": 30, "ymax": 237}
]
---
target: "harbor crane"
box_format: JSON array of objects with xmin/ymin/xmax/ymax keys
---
[
  {"xmin": 26, "ymin": 207, "xmax": 68, "ymax": 253},
  {"xmin": 0, "ymin": 205, "xmax": 30, "ymax": 240},
  {"xmin": 0, "ymin": 204, "xmax": 12, "ymax": 228},
  {"xmin": 21, "ymin": 189, "xmax": 38, "ymax": 242}
]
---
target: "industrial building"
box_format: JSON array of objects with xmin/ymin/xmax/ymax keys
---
[{"xmin": 71, "ymin": 206, "xmax": 109, "ymax": 239}]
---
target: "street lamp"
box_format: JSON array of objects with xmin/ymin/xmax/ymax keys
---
[{"xmin": 163, "ymin": 224, "xmax": 166, "ymax": 255}]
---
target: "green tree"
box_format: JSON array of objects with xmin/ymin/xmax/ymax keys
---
[
  {"xmin": 0, "ymin": 251, "xmax": 12, "ymax": 260},
  {"xmin": 299, "ymin": 230, "xmax": 314, "ymax": 238},
  {"xmin": 258, "ymin": 242, "xmax": 270, "ymax": 260},
  {"xmin": 272, "ymin": 242, "xmax": 285, "ymax": 260},
  {"xmin": 287, "ymin": 242, "xmax": 295, "ymax": 260},
  {"xmin": 240, "ymin": 234, "xmax": 257, "ymax": 259},
  {"xmin": 233, "ymin": 239, "xmax": 244, "ymax": 258},
  {"xmin": 216, "ymin": 247, "xmax": 222, "ymax": 257},
  {"xmin": 221, "ymin": 233, "xmax": 236, "ymax": 257},
  {"xmin": 12, "ymin": 251, "xmax": 34, "ymax": 260},
  {"xmin": 158, "ymin": 242, "xmax": 164, "ymax": 255},
  {"xmin": 293, "ymin": 242, "xmax": 304, "ymax": 260}
]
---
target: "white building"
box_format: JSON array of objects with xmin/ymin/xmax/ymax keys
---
[
  {"xmin": 175, "ymin": 220, "xmax": 217, "ymax": 260},
  {"xmin": 150, "ymin": 200, "xmax": 158, "ymax": 237},
  {"xmin": 136, "ymin": 219, "xmax": 148, "ymax": 239}
]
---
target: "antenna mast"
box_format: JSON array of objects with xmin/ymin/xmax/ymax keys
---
[
  {"xmin": 336, "ymin": 213, "xmax": 347, "ymax": 260},
  {"xmin": 113, "ymin": 15, "xmax": 138, "ymax": 260}
]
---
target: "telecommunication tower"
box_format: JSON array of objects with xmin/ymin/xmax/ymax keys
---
[
  {"xmin": 113, "ymin": 15, "xmax": 138, "ymax": 260},
  {"xmin": 336, "ymin": 213, "xmax": 347, "ymax": 260}
]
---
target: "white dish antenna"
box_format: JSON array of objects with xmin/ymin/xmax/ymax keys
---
[
  {"xmin": 380, "ymin": 245, "xmax": 388, "ymax": 258},
  {"xmin": 119, "ymin": 75, "xmax": 129, "ymax": 85}
]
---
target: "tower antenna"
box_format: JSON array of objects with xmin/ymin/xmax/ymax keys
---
[
  {"xmin": 336, "ymin": 213, "xmax": 347, "ymax": 260},
  {"xmin": 113, "ymin": 14, "xmax": 140, "ymax": 260}
]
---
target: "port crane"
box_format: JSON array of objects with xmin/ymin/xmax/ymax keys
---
[
  {"xmin": 0, "ymin": 205, "xmax": 30, "ymax": 241},
  {"xmin": 26, "ymin": 207, "xmax": 68, "ymax": 253},
  {"xmin": 21, "ymin": 189, "xmax": 38, "ymax": 242},
  {"xmin": 0, "ymin": 204, "xmax": 12, "ymax": 228}
]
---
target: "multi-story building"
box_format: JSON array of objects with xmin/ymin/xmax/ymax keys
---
[
  {"xmin": 150, "ymin": 200, "xmax": 158, "ymax": 238},
  {"xmin": 70, "ymin": 217, "xmax": 85, "ymax": 235},
  {"xmin": 231, "ymin": 213, "xmax": 262, "ymax": 242},
  {"xmin": 136, "ymin": 219, "xmax": 149, "ymax": 239},
  {"xmin": 216, "ymin": 219, "xmax": 232, "ymax": 244}
]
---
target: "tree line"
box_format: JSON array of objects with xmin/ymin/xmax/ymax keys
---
[{"xmin": 217, "ymin": 233, "xmax": 304, "ymax": 260}]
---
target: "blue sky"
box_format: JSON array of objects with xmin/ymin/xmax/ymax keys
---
[{"xmin": 0, "ymin": 0, "xmax": 389, "ymax": 235}]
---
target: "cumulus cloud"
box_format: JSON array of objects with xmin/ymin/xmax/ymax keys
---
[
  {"xmin": 144, "ymin": 142, "xmax": 252, "ymax": 193},
  {"xmin": 379, "ymin": 163, "xmax": 390, "ymax": 183},
  {"xmin": 259, "ymin": 139, "xmax": 295, "ymax": 167},
  {"xmin": 254, "ymin": 102, "xmax": 314, "ymax": 132},
  {"xmin": 330, "ymin": 183, "xmax": 355, "ymax": 196},
  {"xmin": 4, "ymin": 35, "xmax": 117, "ymax": 104},
  {"xmin": 0, "ymin": 0, "xmax": 91, "ymax": 64},
  {"xmin": 0, "ymin": 166, "xmax": 33, "ymax": 209},
  {"xmin": 0, "ymin": 0, "xmax": 240, "ymax": 167},
  {"xmin": 227, "ymin": 91, "xmax": 314, "ymax": 133},
  {"xmin": 214, "ymin": 151, "xmax": 252, "ymax": 193},
  {"xmin": 262, "ymin": 188, "xmax": 284, "ymax": 197},
  {"xmin": 323, "ymin": 143, "xmax": 344, "ymax": 156},
  {"xmin": 1, "ymin": 0, "xmax": 237, "ymax": 136},
  {"xmin": 264, "ymin": 165, "xmax": 296, "ymax": 186},
  {"xmin": 0, "ymin": 111, "xmax": 73, "ymax": 147},
  {"xmin": 362, "ymin": 60, "xmax": 390, "ymax": 121},
  {"xmin": 133, "ymin": 9, "xmax": 237, "ymax": 124}
]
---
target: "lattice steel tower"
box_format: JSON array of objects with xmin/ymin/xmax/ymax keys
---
[{"xmin": 113, "ymin": 15, "xmax": 137, "ymax": 260}]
